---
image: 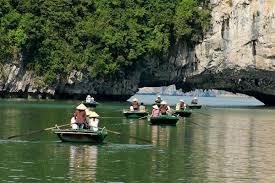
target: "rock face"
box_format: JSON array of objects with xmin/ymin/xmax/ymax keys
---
[{"xmin": 0, "ymin": 0, "xmax": 274, "ymax": 105}]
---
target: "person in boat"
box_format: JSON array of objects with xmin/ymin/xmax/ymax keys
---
[
  {"xmin": 130, "ymin": 98, "xmax": 139, "ymax": 111},
  {"xmin": 191, "ymin": 97, "xmax": 198, "ymax": 104},
  {"xmin": 71, "ymin": 104, "xmax": 87, "ymax": 129},
  {"xmin": 176, "ymin": 99, "xmax": 187, "ymax": 110},
  {"xmin": 139, "ymin": 102, "xmax": 146, "ymax": 112},
  {"xmin": 86, "ymin": 110, "xmax": 100, "ymax": 131},
  {"xmin": 151, "ymin": 105, "xmax": 159, "ymax": 117},
  {"xmin": 86, "ymin": 95, "xmax": 92, "ymax": 103},
  {"xmin": 159, "ymin": 101, "xmax": 171, "ymax": 115},
  {"xmin": 155, "ymin": 95, "xmax": 162, "ymax": 105}
]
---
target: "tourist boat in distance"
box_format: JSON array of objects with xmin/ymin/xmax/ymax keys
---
[
  {"xmin": 188, "ymin": 104, "xmax": 202, "ymax": 109},
  {"xmin": 149, "ymin": 115, "xmax": 179, "ymax": 125},
  {"xmin": 83, "ymin": 101, "xmax": 99, "ymax": 108},
  {"xmin": 53, "ymin": 129, "xmax": 107, "ymax": 144},
  {"xmin": 123, "ymin": 110, "xmax": 149, "ymax": 119},
  {"xmin": 174, "ymin": 109, "xmax": 192, "ymax": 117}
]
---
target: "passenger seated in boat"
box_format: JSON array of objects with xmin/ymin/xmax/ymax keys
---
[
  {"xmin": 139, "ymin": 102, "xmax": 146, "ymax": 112},
  {"xmin": 86, "ymin": 95, "xmax": 93, "ymax": 103},
  {"xmin": 71, "ymin": 104, "xmax": 87, "ymax": 129},
  {"xmin": 155, "ymin": 95, "xmax": 162, "ymax": 105},
  {"xmin": 191, "ymin": 97, "xmax": 198, "ymax": 104},
  {"xmin": 176, "ymin": 100, "xmax": 187, "ymax": 110},
  {"xmin": 151, "ymin": 105, "xmax": 159, "ymax": 116},
  {"xmin": 87, "ymin": 110, "xmax": 99, "ymax": 132},
  {"xmin": 159, "ymin": 101, "xmax": 170, "ymax": 115},
  {"xmin": 130, "ymin": 98, "xmax": 139, "ymax": 111}
]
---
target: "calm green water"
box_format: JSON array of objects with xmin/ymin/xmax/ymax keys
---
[{"xmin": 1, "ymin": 97, "xmax": 275, "ymax": 182}]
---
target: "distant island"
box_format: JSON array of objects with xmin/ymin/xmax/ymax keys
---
[{"xmin": 137, "ymin": 85, "xmax": 249, "ymax": 97}]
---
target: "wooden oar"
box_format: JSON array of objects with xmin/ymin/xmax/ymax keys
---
[
  {"xmin": 99, "ymin": 127, "xmax": 151, "ymax": 143},
  {"xmin": 7, "ymin": 123, "xmax": 70, "ymax": 139},
  {"xmin": 138, "ymin": 115, "xmax": 149, "ymax": 120}
]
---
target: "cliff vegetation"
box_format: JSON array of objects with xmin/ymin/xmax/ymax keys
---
[{"xmin": 0, "ymin": 0, "xmax": 210, "ymax": 84}]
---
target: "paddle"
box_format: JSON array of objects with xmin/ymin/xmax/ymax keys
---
[
  {"xmin": 7, "ymin": 123, "xmax": 71, "ymax": 139},
  {"xmin": 138, "ymin": 115, "xmax": 149, "ymax": 120},
  {"xmin": 99, "ymin": 127, "xmax": 151, "ymax": 143}
]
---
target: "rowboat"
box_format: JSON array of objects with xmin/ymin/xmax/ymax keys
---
[
  {"xmin": 123, "ymin": 110, "xmax": 149, "ymax": 119},
  {"xmin": 188, "ymin": 104, "xmax": 202, "ymax": 109},
  {"xmin": 83, "ymin": 102, "xmax": 99, "ymax": 108},
  {"xmin": 174, "ymin": 109, "xmax": 192, "ymax": 117},
  {"xmin": 53, "ymin": 128, "xmax": 107, "ymax": 144},
  {"xmin": 149, "ymin": 115, "xmax": 179, "ymax": 125}
]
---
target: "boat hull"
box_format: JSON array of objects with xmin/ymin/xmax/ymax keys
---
[
  {"xmin": 83, "ymin": 102, "xmax": 99, "ymax": 108},
  {"xmin": 174, "ymin": 110, "xmax": 192, "ymax": 117},
  {"xmin": 123, "ymin": 111, "xmax": 148, "ymax": 119},
  {"xmin": 54, "ymin": 129, "xmax": 107, "ymax": 144},
  {"xmin": 188, "ymin": 104, "xmax": 202, "ymax": 109},
  {"xmin": 149, "ymin": 115, "xmax": 179, "ymax": 125}
]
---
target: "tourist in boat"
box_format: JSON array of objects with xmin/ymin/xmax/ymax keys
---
[
  {"xmin": 176, "ymin": 99, "xmax": 187, "ymax": 110},
  {"xmin": 151, "ymin": 105, "xmax": 159, "ymax": 116},
  {"xmin": 86, "ymin": 95, "xmax": 92, "ymax": 103},
  {"xmin": 155, "ymin": 95, "xmax": 162, "ymax": 105},
  {"xmin": 71, "ymin": 104, "xmax": 87, "ymax": 129},
  {"xmin": 139, "ymin": 102, "xmax": 146, "ymax": 112},
  {"xmin": 191, "ymin": 97, "xmax": 198, "ymax": 104},
  {"xmin": 159, "ymin": 101, "xmax": 171, "ymax": 115},
  {"xmin": 130, "ymin": 98, "xmax": 139, "ymax": 111},
  {"xmin": 87, "ymin": 110, "xmax": 100, "ymax": 132}
]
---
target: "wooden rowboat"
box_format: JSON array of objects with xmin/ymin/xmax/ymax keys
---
[
  {"xmin": 53, "ymin": 129, "xmax": 107, "ymax": 144},
  {"xmin": 188, "ymin": 104, "xmax": 202, "ymax": 109},
  {"xmin": 123, "ymin": 110, "xmax": 149, "ymax": 119},
  {"xmin": 149, "ymin": 115, "xmax": 179, "ymax": 125},
  {"xmin": 83, "ymin": 102, "xmax": 99, "ymax": 108},
  {"xmin": 174, "ymin": 109, "xmax": 192, "ymax": 117}
]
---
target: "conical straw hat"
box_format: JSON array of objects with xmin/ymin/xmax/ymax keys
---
[{"xmin": 76, "ymin": 103, "xmax": 87, "ymax": 110}]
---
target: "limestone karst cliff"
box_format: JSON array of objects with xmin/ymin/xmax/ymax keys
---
[{"xmin": 0, "ymin": 0, "xmax": 274, "ymax": 105}]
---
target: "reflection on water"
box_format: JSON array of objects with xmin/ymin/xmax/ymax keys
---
[{"xmin": 69, "ymin": 145, "xmax": 98, "ymax": 182}]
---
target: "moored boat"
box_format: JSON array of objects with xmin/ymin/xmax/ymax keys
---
[
  {"xmin": 83, "ymin": 102, "xmax": 99, "ymax": 108},
  {"xmin": 123, "ymin": 110, "xmax": 149, "ymax": 119},
  {"xmin": 149, "ymin": 115, "xmax": 179, "ymax": 125},
  {"xmin": 188, "ymin": 104, "xmax": 202, "ymax": 109},
  {"xmin": 53, "ymin": 128, "xmax": 107, "ymax": 144},
  {"xmin": 174, "ymin": 109, "xmax": 192, "ymax": 117}
]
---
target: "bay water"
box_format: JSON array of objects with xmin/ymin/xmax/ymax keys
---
[{"xmin": 1, "ymin": 96, "xmax": 275, "ymax": 182}]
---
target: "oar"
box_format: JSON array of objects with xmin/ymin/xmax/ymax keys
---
[
  {"xmin": 99, "ymin": 127, "xmax": 151, "ymax": 143},
  {"xmin": 7, "ymin": 123, "xmax": 70, "ymax": 139},
  {"xmin": 138, "ymin": 115, "xmax": 149, "ymax": 120}
]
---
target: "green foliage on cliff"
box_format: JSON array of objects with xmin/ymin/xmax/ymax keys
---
[{"xmin": 0, "ymin": 0, "xmax": 210, "ymax": 84}]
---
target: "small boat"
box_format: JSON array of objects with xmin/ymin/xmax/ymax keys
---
[
  {"xmin": 123, "ymin": 110, "xmax": 149, "ymax": 119},
  {"xmin": 149, "ymin": 115, "xmax": 179, "ymax": 125},
  {"xmin": 53, "ymin": 128, "xmax": 107, "ymax": 144},
  {"xmin": 188, "ymin": 104, "xmax": 202, "ymax": 109},
  {"xmin": 83, "ymin": 102, "xmax": 99, "ymax": 108},
  {"xmin": 174, "ymin": 109, "xmax": 192, "ymax": 117}
]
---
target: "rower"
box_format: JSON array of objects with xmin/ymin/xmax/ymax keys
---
[
  {"xmin": 71, "ymin": 104, "xmax": 87, "ymax": 129},
  {"xmin": 191, "ymin": 97, "xmax": 198, "ymax": 104},
  {"xmin": 159, "ymin": 101, "xmax": 171, "ymax": 115},
  {"xmin": 130, "ymin": 98, "xmax": 139, "ymax": 111},
  {"xmin": 86, "ymin": 110, "xmax": 100, "ymax": 132},
  {"xmin": 86, "ymin": 95, "xmax": 92, "ymax": 103},
  {"xmin": 155, "ymin": 95, "xmax": 162, "ymax": 105},
  {"xmin": 176, "ymin": 99, "xmax": 187, "ymax": 110}
]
